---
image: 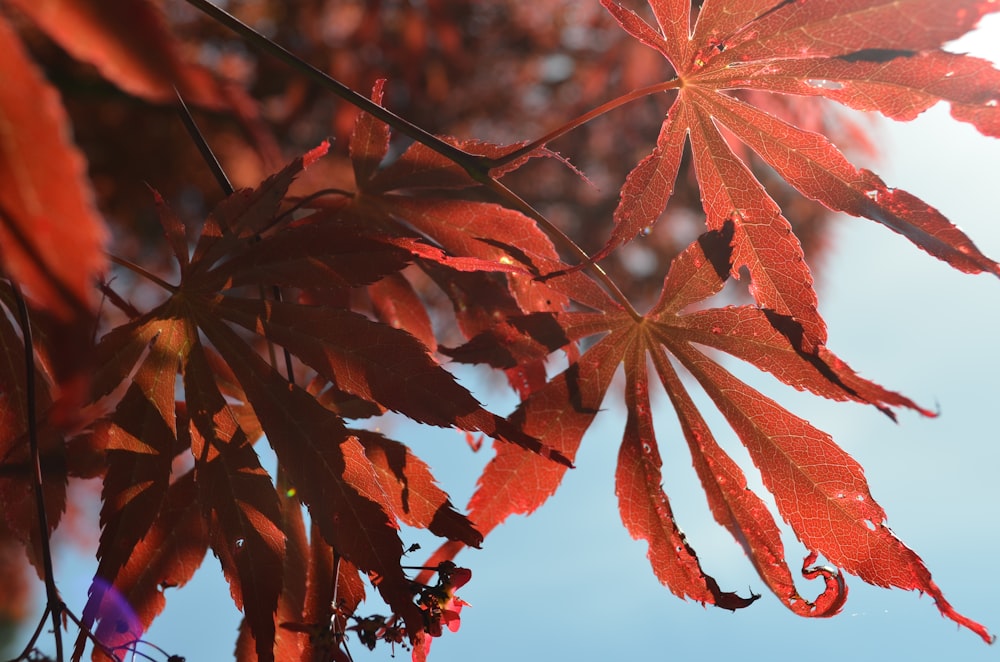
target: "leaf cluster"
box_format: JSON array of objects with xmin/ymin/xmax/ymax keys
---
[{"xmin": 1, "ymin": 1, "xmax": 998, "ymax": 661}]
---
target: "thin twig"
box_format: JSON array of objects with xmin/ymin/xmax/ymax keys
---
[
  {"xmin": 96, "ymin": 280, "xmax": 142, "ymax": 319},
  {"xmin": 485, "ymin": 78, "xmax": 682, "ymax": 169},
  {"xmin": 11, "ymin": 282, "xmax": 64, "ymax": 662},
  {"xmin": 61, "ymin": 608, "xmax": 122, "ymax": 662},
  {"xmin": 272, "ymin": 188, "xmax": 355, "ymax": 228}
]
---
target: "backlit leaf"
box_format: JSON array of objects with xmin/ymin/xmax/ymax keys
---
[
  {"xmin": 596, "ymin": 0, "xmax": 1000, "ymax": 361},
  {"xmin": 206, "ymin": 295, "xmax": 567, "ymax": 463},
  {"xmin": 357, "ymin": 430, "xmax": 482, "ymax": 547},
  {"xmin": 616, "ymin": 339, "xmax": 759, "ymax": 610}
]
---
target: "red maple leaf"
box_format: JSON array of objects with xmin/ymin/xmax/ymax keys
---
[
  {"xmin": 444, "ymin": 224, "xmax": 991, "ymax": 640},
  {"xmin": 593, "ymin": 0, "xmax": 1000, "ymax": 352}
]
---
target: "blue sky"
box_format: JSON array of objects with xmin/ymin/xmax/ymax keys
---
[{"xmin": 9, "ymin": 11, "xmax": 1000, "ymax": 662}]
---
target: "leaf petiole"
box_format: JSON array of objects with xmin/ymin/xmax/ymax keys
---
[
  {"xmin": 269, "ymin": 188, "xmax": 356, "ymax": 230},
  {"xmin": 486, "ymin": 78, "xmax": 682, "ymax": 169}
]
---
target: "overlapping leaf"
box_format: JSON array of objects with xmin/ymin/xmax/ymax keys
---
[
  {"xmin": 278, "ymin": 81, "xmax": 576, "ymax": 410},
  {"xmin": 74, "ymin": 138, "xmax": 566, "ymax": 655},
  {"xmin": 341, "ymin": 82, "xmax": 570, "ymax": 318},
  {"xmin": 369, "ymin": 272, "xmax": 438, "ymax": 352},
  {"xmin": 204, "ymin": 295, "xmax": 555, "ymax": 457},
  {"xmin": 89, "ymin": 316, "xmax": 185, "ymax": 592},
  {"xmin": 185, "ymin": 336, "xmax": 285, "ymax": 662},
  {"xmin": 75, "ymin": 316, "xmax": 185, "ymax": 659}
]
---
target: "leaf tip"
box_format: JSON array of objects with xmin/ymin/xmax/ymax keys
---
[{"xmin": 303, "ymin": 140, "xmax": 332, "ymax": 167}]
